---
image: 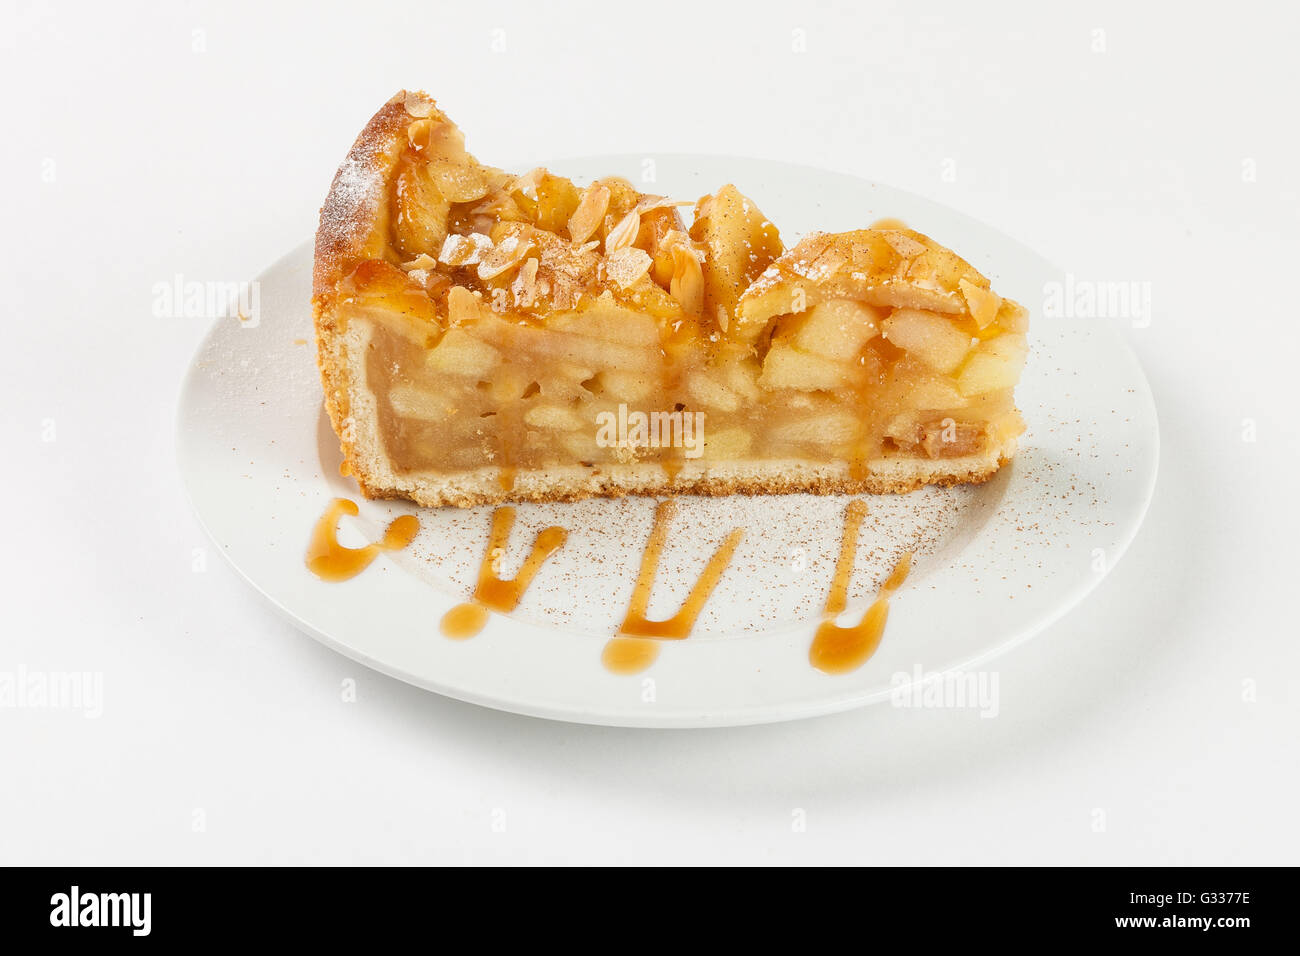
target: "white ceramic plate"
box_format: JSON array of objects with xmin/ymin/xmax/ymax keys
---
[{"xmin": 177, "ymin": 155, "xmax": 1158, "ymax": 727}]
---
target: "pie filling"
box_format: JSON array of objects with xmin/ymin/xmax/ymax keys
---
[{"xmin": 316, "ymin": 92, "xmax": 1028, "ymax": 502}]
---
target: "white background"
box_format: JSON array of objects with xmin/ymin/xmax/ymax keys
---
[{"xmin": 2, "ymin": 0, "xmax": 1297, "ymax": 865}]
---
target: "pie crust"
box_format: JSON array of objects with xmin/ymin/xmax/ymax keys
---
[{"xmin": 312, "ymin": 91, "xmax": 1028, "ymax": 508}]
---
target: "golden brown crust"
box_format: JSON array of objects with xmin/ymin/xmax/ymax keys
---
[
  {"xmin": 349, "ymin": 452, "xmax": 1012, "ymax": 509},
  {"xmin": 311, "ymin": 91, "xmax": 424, "ymax": 301},
  {"xmin": 362, "ymin": 465, "xmax": 1004, "ymax": 510},
  {"xmin": 312, "ymin": 91, "xmax": 432, "ymax": 480}
]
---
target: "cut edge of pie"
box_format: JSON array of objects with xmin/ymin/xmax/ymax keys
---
[{"xmin": 312, "ymin": 90, "xmax": 1028, "ymax": 508}]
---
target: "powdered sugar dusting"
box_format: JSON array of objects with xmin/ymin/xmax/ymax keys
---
[{"xmin": 318, "ymin": 152, "xmax": 383, "ymax": 255}]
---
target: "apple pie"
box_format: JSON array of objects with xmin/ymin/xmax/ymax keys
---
[{"xmin": 313, "ymin": 91, "xmax": 1028, "ymax": 507}]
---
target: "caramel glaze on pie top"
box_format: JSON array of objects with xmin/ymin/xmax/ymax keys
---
[{"xmin": 312, "ymin": 91, "xmax": 1029, "ymax": 508}]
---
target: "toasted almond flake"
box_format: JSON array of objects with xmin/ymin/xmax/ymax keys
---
[
  {"xmin": 401, "ymin": 253, "xmax": 438, "ymax": 271},
  {"xmin": 715, "ymin": 304, "xmax": 729, "ymax": 333},
  {"xmin": 568, "ymin": 183, "xmax": 611, "ymax": 244},
  {"xmin": 882, "ymin": 230, "xmax": 927, "ymax": 259},
  {"xmin": 660, "ymin": 229, "xmax": 706, "ymax": 263},
  {"xmin": 404, "ymin": 93, "xmax": 434, "ymax": 118},
  {"xmin": 438, "ymin": 232, "xmax": 493, "ymax": 267},
  {"xmin": 509, "ymin": 167, "xmax": 545, "ymax": 201},
  {"xmin": 512, "ymin": 257, "xmax": 539, "ymax": 307},
  {"xmin": 478, "ymin": 233, "xmax": 534, "ymax": 280},
  {"xmin": 633, "ymin": 195, "xmax": 680, "ymax": 214},
  {"xmin": 446, "ymin": 285, "xmax": 481, "ymax": 324},
  {"xmin": 959, "ymin": 277, "xmax": 1003, "ymax": 328},
  {"xmin": 605, "ymin": 247, "xmax": 653, "ymax": 289},
  {"xmin": 659, "ymin": 228, "xmax": 689, "ymax": 250},
  {"xmin": 605, "ymin": 209, "xmax": 641, "ymax": 254},
  {"xmin": 574, "ymin": 240, "xmax": 600, "ymax": 255}
]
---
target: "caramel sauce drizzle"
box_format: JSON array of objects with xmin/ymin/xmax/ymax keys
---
[
  {"xmin": 440, "ymin": 507, "xmax": 567, "ymax": 640},
  {"xmin": 602, "ymin": 500, "xmax": 744, "ymax": 674},
  {"xmin": 809, "ymin": 499, "xmax": 913, "ymax": 674},
  {"xmin": 307, "ymin": 495, "xmax": 918, "ymax": 680},
  {"xmin": 305, "ymin": 498, "xmax": 420, "ymax": 582}
]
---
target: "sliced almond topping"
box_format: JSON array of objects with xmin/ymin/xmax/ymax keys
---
[
  {"xmin": 605, "ymin": 209, "xmax": 641, "ymax": 255},
  {"xmin": 659, "ymin": 228, "xmax": 688, "ymax": 250},
  {"xmin": 508, "ymin": 167, "xmax": 545, "ymax": 201},
  {"xmin": 403, "ymin": 93, "xmax": 435, "ymax": 118},
  {"xmin": 446, "ymin": 285, "xmax": 481, "ymax": 324},
  {"xmin": 477, "ymin": 233, "xmax": 534, "ymax": 280},
  {"xmin": 959, "ymin": 277, "xmax": 1003, "ymax": 329},
  {"xmin": 438, "ymin": 232, "xmax": 493, "ymax": 268},
  {"xmin": 568, "ymin": 184, "xmax": 611, "ymax": 244},
  {"xmin": 659, "ymin": 229, "xmax": 705, "ymax": 262},
  {"xmin": 605, "ymin": 247, "xmax": 653, "ymax": 290},
  {"xmin": 400, "ymin": 253, "xmax": 439, "ymax": 272},
  {"xmin": 633, "ymin": 195, "xmax": 681, "ymax": 214},
  {"xmin": 512, "ymin": 257, "xmax": 539, "ymax": 307},
  {"xmin": 882, "ymin": 230, "xmax": 927, "ymax": 259}
]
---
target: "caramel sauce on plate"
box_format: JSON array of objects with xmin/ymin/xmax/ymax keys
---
[
  {"xmin": 305, "ymin": 498, "xmax": 420, "ymax": 582},
  {"xmin": 306, "ymin": 494, "xmax": 920, "ymax": 680},
  {"xmin": 809, "ymin": 500, "xmax": 913, "ymax": 674},
  {"xmin": 601, "ymin": 500, "xmax": 744, "ymax": 674},
  {"xmin": 440, "ymin": 506, "xmax": 567, "ymax": 639},
  {"xmin": 601, "ymin": 636, "xmax": 661, "ymax": 675},
  {"xmin": 438, "ymin": 601, "xmax": 489, "ymax": 640}
]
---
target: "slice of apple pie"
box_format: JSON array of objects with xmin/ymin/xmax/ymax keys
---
[{"xmin": 313, "ymin": 91, "xmax": 1028, "ymax": 507}]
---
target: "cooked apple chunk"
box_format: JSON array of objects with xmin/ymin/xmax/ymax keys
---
[
  {"xmin": 690, "ymin": 185, "xmax": 783, "ymax": 333},
  {"xmin": 882, "ymin": 309, "xmax": 972, "ymax": 374}
]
